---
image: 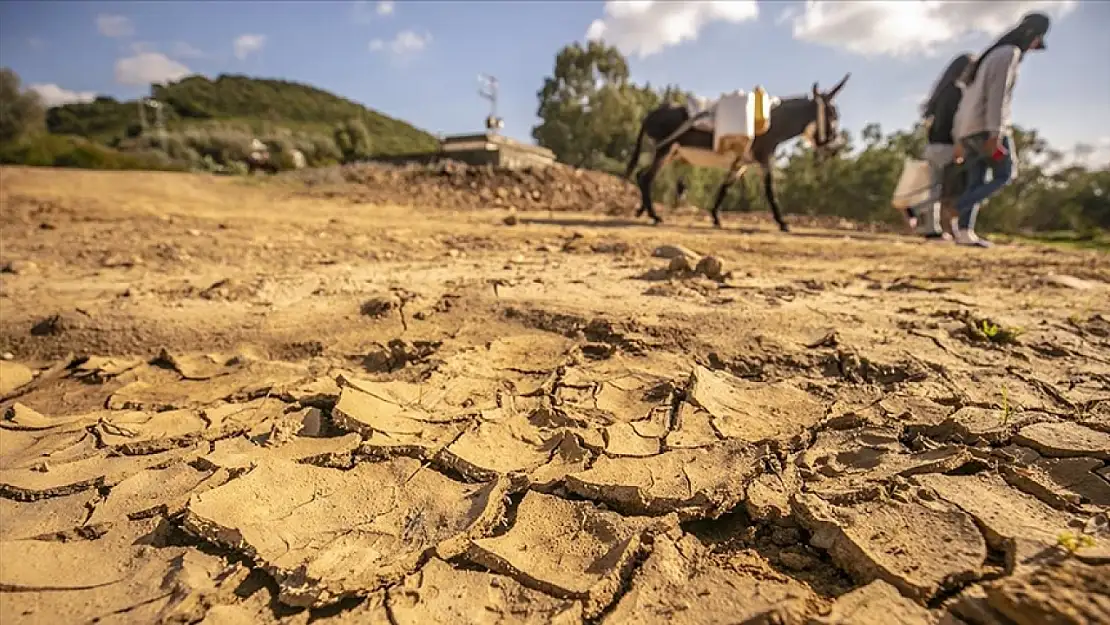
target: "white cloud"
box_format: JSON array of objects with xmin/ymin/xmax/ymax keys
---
[
  {"xmin": 96, "ymin": 14, "xmax": 134, "ymax": 38},
  {"xmin": 114, "ymin": 52, "xmax": 191, "ymax": 86},
  {"xmin": 586, "ymin": 0, "xmax": 759, "ymax": 59},
  {"xmin": 790, "ymin": 0, "xmax": 1077, "ymax": 58},
  {"xmin": 28, "ymin": 83, "xmax": 98, "ymax": 107},
  {"xmin": 370, "ymin": 30, "xmax": 431, "ymax": 55},
  {"xmin": 172, "ymin": 41, "xmax": 205, "ymax": 59},
  {"xmin": 130, "ymin": 41, "xmax": 157, "ymax": 54},
  {"xmin": 233, "ymin": 34, "xmax": 267, "ymax": 60},
  {"xmin": 27, "ymin": 37, "xmax": 46, "ymax": 50},
  {"xmin": 351, "ymin": 0, "xmax": 393, "ymax": 23}
]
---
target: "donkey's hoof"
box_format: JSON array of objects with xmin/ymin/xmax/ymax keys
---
[
  {"xmin": 651, "ymin": 217, "xmax": 664, "ymax": 226},
  {"xmin": 779, "ymin": 224, "xmax": 791, "ymax": 233},
  {"xmin": 712, "ymin": 220, "xmax": 723, "ymax": 229}
]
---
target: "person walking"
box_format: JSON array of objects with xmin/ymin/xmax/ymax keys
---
[
  {"xmin": 951, "ymin": 12, "xmax": 1051, "ymax": 247},
  {"xmin": 912, "ymin": 52, "xmax": 976, "ymax": 241}
]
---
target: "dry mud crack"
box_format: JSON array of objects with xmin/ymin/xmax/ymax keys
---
[{"xmin": 1, "ymin": 167, "xmax": 1108, "ymax": 624}]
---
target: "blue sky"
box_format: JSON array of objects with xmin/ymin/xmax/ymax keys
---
[{"xmin": 2, "ymin": 0, "xmax": 1107, "ymax": 164}]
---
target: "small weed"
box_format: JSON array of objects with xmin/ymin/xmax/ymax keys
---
[
  {"xmin": 968, "ymin": 318, "xmax": 1025, "ymax": 345},
  {"xmin": 1056, "ymin": 531, "xmax": 1096, "ymax": 554}
]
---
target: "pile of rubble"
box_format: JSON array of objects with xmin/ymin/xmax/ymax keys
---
[{"xmin": 294, "ymin": 160, "xmax": 642, "ymax": 214}]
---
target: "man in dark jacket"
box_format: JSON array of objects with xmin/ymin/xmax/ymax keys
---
[{"xmin": 911, "ymin": 52, "xmax": 976, "ymax": 241}]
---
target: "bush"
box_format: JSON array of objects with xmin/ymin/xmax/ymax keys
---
[{"xmin": 0, "ymin": 134, "xmax": 186, "ymax": 171}]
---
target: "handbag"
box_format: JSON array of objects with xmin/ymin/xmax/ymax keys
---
[{"xmin": 891, "ymin": 157, "xmax": 932, "ymax": 210}]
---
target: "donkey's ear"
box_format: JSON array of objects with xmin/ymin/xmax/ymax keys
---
[
  {"xmin": 812, "ymin": 82, "xmax": 820, "ymax": 99},
  {"xmin": 827, "ymin": 72, "xmax": 851, "ymax": 99}
]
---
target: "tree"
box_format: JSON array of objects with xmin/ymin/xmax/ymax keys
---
[
  {"xmin": 334, "ymin": 118, "xmax": 373, "ymax": 162},
  {"xmin": 0, "ymin": 68, "xmax": 46, "ymax": 143},
  {"xmin": 532, "ymin": 41, "xmax": 651, "ymax": 169}
]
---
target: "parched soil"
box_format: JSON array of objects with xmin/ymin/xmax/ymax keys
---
[{"xmin": 1, "ymin": 164, "xmax": 1108, "ymax": 625}]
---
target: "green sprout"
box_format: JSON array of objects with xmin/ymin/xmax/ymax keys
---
[
  {"xmin": 971, "ymin": 318, "xmax": 1025, "ymax": 345},
  {"xmin": 1056, "ymin": 531, "xmax": 1096, "ymax": 554}
]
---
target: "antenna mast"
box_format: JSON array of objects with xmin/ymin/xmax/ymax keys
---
[
  {"xmin": 478, "ymin": 74, "xmax": 504, "ymax": 133},
  {"xmin": 140, "ymin": 97, "xmax": 167, "ymax": 151}
]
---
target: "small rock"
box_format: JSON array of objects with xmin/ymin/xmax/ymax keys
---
[
  {"xmin": 1, "ymin": 260, "xmax": 37, "ymax": 275},
  {"xmin": 771, "ymin": 526, "xmax": 802, "ymax": 546},
  {"xmin": 448, "ymin": 249, "xmax": 460, "ymax": 258},
  {"xmin": 653, "ymin": 244, "xmax": 699, "ymax": 259},
  {"xmin": 511, "ymin": 254, "xmax": 525, "ymax": 264},
  {"xmin": 503, "ymin": 213, "xmax": 519, "ymax": 226},
  {"xmin": 1041, "ymin": 274, "xmax": 1096, "ymax": 290},
  {"xmin": 360, "ymin": 297, "xmax": 395, "ymax": 318},
  {"xmin": 695, "ymin": 255, "xmax": 724, "ymax": 280},
  {"xmin": 0, "ymin": 360, "xmax": 33, "ymax": 395},
  {"xmin": 668, "ymin": 255, "xmax": 693, "ymax": 273},
  {"xmin": 1, "ymin": 352, "xmax": 13, "ymax": 361},
  {"xmin": 187, "ymin": 228, "xmax": 201, "ymax": 237},
  {"xmin": 777, "ymin": 548, "xmax": 813, "ymax": 572}
]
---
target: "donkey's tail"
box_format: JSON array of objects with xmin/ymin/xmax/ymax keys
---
[{"xmin": 624, "ymin": 118, "xmax": 648, "ymax": 181}]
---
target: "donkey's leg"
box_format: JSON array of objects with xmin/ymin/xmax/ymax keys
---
[
  {"xmin": 638, "ymin": 148, "xmax": 672, "ymax": 225},
  {"xmin": 635, "ymin": 150, "xmax": 654, "ymax": 217},
  {"xmin": 710, "ymin": 162, "xmax": 747, "ymax": 229},
  {"xmin": 709, "ymin": 181, "xmax": 729, "ymax": 228},
  {"xmin": 760, "ymin": 163, "xmax": 789, "ymax": 233}
]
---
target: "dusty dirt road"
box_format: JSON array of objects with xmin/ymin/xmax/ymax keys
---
[{"xmin": 1, "ymin": 165, "xmax": 1108, "ymax": 624}]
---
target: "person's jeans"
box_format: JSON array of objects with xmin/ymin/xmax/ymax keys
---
[
  {"xmin": 911, "ymin": 143, "xmax": 956, "ymax": 236},
  {"xmin": 956, "ymin": 132, "xmax": 1016, "ymax": 232}
]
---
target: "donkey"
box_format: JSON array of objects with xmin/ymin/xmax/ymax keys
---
[{"xmin": 625, "ymin": 74, "xmax": 851, "ymax": 231}]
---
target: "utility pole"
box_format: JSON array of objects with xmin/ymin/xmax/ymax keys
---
[
  {"xmin": 137, "ymin": 98, "xmax": 148, "ymax": 133},
  {"xmin": 478, "ymin": 74, "xmax": 504, "ymax": 133},
  {"xmin": 140, "ymin": 98, "xmax": 167, "ymax": 151}
]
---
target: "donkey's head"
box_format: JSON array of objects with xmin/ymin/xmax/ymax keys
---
[{"xmin": 803, "ymin": 73, "xmax": 851, "ymax": 160}]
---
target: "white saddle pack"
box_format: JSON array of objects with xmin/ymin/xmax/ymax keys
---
[{"xmin": 685, "ymin": 88, "xmax": 778, "ymax": 156}]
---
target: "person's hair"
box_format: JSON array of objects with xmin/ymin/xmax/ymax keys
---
[
  {"xmin": 963, "ymin": 12, "xmax": 1051, "ymax": 85},
  {"xmin": 921, "ymin": 53, "xmax": 975, "ymax": 118}
]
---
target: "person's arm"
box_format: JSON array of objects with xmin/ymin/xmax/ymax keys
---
[{"xmin": 983, "ymin": 47, "xmax": 1021, "ymax": 137}]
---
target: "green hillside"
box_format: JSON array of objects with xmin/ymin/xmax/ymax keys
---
[{"xmin": 45, "ymin": 74, "xmax": 438, "ymax": 156}]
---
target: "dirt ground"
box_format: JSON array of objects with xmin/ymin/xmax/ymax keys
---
[{"xmin": 1, "ymin": 164, "xmax": 1108, "ymax": 625}]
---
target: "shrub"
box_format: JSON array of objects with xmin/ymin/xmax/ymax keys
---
[{"xmin": 0, "ymin": 134, "xmax": 187, "ymax": 171}]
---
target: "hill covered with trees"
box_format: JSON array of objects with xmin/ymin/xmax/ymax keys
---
[{"xmin": 1, "ymin": 69, "xmax": 438, "ymax": 172}]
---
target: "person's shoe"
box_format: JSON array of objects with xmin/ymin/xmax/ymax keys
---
[
  {"xmin": 955, "ymin": 228, "xmax": 992, "ymax": 248},
  {"xmin": 903, "ymin": 208, "xmax": 918, "ymax": 232},
  {"xmin": 923, "ymin": 232, "xmax": 952, "ymax": 242}
]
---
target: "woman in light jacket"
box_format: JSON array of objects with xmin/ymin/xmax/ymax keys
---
[
  {"xmin": 951, "ymin": 12, "xmax": 1051, "ymax": 247},
  {"xmin": 911, "ymin": 52, "xmax": 975, "ymax": 241}
]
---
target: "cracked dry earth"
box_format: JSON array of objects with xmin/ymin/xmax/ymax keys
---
[{"xmin": 1, "ymin": 166, "xmax": 1109, "ymax": 625}]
